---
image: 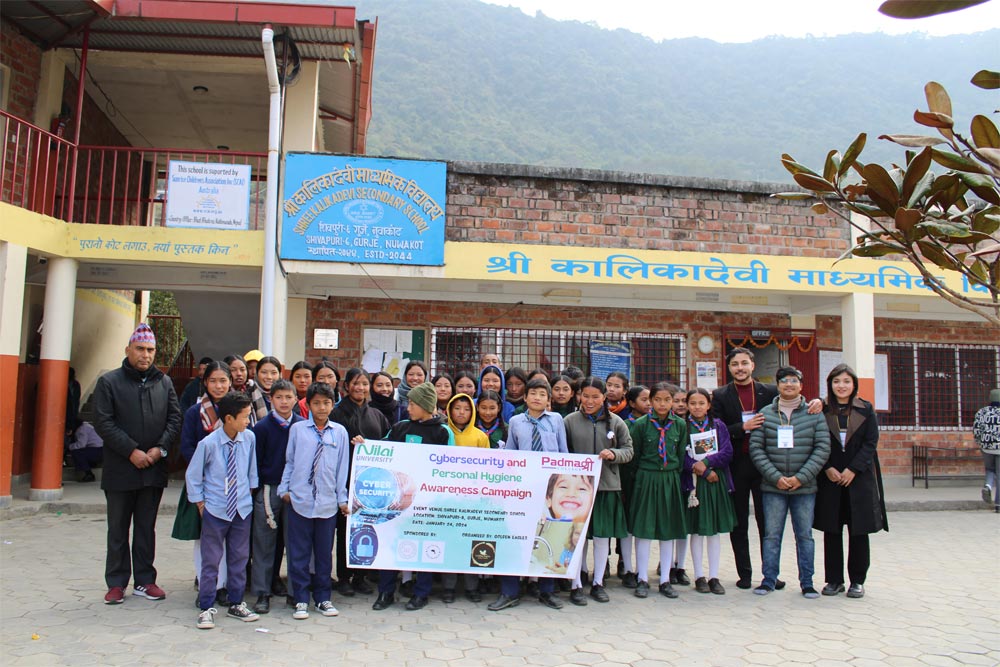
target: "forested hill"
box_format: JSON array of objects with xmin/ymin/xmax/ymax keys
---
[{"xmin": 352, "ymin": 0, "xmax": 997, "ymax": 183}]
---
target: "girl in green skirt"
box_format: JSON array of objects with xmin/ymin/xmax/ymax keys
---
[
  {"xmin": 683, "ymin": 388, "xmax": 737, "ymax": 595},
  {"xmin": 563, "ymin": 377, "xmax": 634, "ymax": 605},
  {"xmin": 627, "ymin": 382, "xmax": 688, "ymax": 599}
]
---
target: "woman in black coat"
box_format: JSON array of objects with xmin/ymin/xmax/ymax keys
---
[{"xmin": 814, "ymin": 364, "xmax": 887, "ymax": 599}]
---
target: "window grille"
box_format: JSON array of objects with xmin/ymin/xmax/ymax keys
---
[
  {"xmin": 431, "ymin": 327, "xmax": 686, "ymax": 387},
  {"xmin": 876, "ymin": 342, "xmax": 999, "ymax": 430}
]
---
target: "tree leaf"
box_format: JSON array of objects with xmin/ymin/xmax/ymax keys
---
[
  {"xmin": 972, "ymin": 212, "xmax": 1000, "ymax": 235},
  {"xmin": 973, "ymin": 147, "xmax": 1000, "ymax": 170},
  {"xmin": 823, "ymin": 150, "xmax": 841, "ymax": 184},
  {"xmin": 781, "ymin": 155, "xmax": 821, "ymax": 178},
  {"xmin": 793, "ymin": 172, "xmax": 836, "ymax": 193},
  {"xmin": 812, "ymin": 202, "xmax": 830, "ymax": 215},
  {"xmin": 907, "ymin": 171, "xmax": 936, "ymax": 208},
  {"xmin": 924, "ymin": 81, "xmax": 953, "ymax": 118},
  {"xmin": 879, "ymin": 0, "xmax": 989, "ymax": 18},
  {"xmin": 930, "ymin": 149, "xmax": 990, "ymax": 174},
  {"xmin": 971, "ymin": 115, "xmax": 1000, "ymax": 149},
  {"xmin": 971, "ymin": 69, "xmax": 1000, "ymax": 90},
  {"xmin": 771, "ymin": 192, "xmax": 815, "ymax": 201},
  {"xmin": 914, "ymin": 110, "xmax": 954, "ymax": 129},
  {"xmin": 839, "ymin": 133, "xmax": 866, "ymax": 177},
  {"xmin": 900, "ymin": 147, "xmax": 932, "ymax": 205},
  {"xmin": 917, "ymin": 220, "xmax": 974, "ymax": 238},
  {"xmin": 970, "ymin": 242, "xmax": 1000, "ymax": 258},
  {"xmin": 878, "ymin": 134, "xmax": 947, "ymax": 148},
  {"xmin": 957, "ymin": 173, "xmax": 1000, "ymax": 205},
  {"xmin": 917, "ymin": 240, "xmax": 960, "ymax": 271},
  {"xmin": 853, "ymin": 243, "xmax": 903, "ymax": 258},
  {"xmin": 894, "ymin": 207, "xmax": 922, "ymax": 234},
  {"xmin": 862, "ymin": 163, "xmax": 900, "ymax": 205}
]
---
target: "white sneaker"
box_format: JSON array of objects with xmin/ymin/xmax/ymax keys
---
[
  {"xmin": 316, "ymin": 601, "xmax": 339, "ymax": 617},
  {"xmin": 227, "ymin": 601, "xmax": 259, "ymax": 622},
  {"xmin": 983, "ymin": 484, "xmax": 993, "ymax": 504},
  {"xmin": 197, "ymin": 608, "xmax": 217, "ymax": 630},
  {"xmin": 292, "ymin": 602, "xmax": 309, "ymax": 620}
]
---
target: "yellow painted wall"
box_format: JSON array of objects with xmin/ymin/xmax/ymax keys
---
[{"xmin": 70, "ymin": 289, "xmax": 137, "ymax": 403}]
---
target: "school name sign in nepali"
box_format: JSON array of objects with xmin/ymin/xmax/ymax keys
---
[
  {"xmin": 281, "ymin": 154, "xmax": 446, "ymax": 265},
  {"xmin": 346, "ymin": 442, "xmax": 602, "ymax": 577}
]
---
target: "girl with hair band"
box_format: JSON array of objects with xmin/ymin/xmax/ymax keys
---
[
  {"xmin": 668, "ymin": 386, "xmax": 691, "ymax": 587},
  {"xmin": 550, "ymin": 375, "xmax": 578, "ymax": 418},
  {"xmin": 331, "ymin": 368, "xmax": 391, "ymax": 597},
  {"xmin": 298, "ymin": 361, "xmax": 339, "ymax": 417},
  {"xmin": 606, "ymin": 372, "xmax": 630, "ymax": 417},
  {"xmin": 683, "ymin": 388, "xmax": 737, "ymax": 595},
  {"xmin": 627, "ymin": 382, "xmax": 688, "ymax": 599},
  {"xmin": 477, "ymin": 364, "xmax": 515, "ymax": 422},
  {"xmin": 562, "ymin": 377, "xmax": 633, "ymax": 605},
  {"xmin": 505, "ymin": 367, "xmax": 529, "ymax": 416},
  {"xmin": 476, "ymin": 390, "xmax": 507, "ymax": 449},
  {"xmin": 172, "ymin": 361, "xmax": 232, "ymax": 602},
  {"xmin": 225, "ymin": 354, "xmax": 268, "ymax": 426},
  {"xmin": 431, "ymin": 373, "xmax": 455, "ymax": 417},
  {"xmin": 369, "ymin": 371, "xmax": 400, "ymax": 425},
  {"xmin": 253, "ymin": 356, "xmax": 283, "ymax": 412},
  {"xmin": 454, "ymin": 370, "xmax": 478, "ymax": 398},
  {"xmin": 617, "ymin": 384, "xmax": 649, "ymax": 585},
  {"xmin": 289, "ymin": 361, "xmax": 312, "ymax": 402},
  {"xmin": 397, "ymin": 360, "xmax": 429, "ymax": 414}
]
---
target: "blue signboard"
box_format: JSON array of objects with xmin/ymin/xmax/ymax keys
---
[
  {"xmin": 589, "ymin": 340, "xmax": 631, "ymax": 381},
  {"xmin": 280, "ymin": 154, "xmax": 447, "ymax": 265}
]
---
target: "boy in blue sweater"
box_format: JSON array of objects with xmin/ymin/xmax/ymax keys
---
[
  {"xmin": 250, "ymin": 379, "xmax": 304, "ymax": 614},
  {"xmin": 279, "ymin": 383, "xmax": 350, "ymax": 620},
  {"xmin": 186, "ymin": 392, "xmax": 259, "ymax": 629}
]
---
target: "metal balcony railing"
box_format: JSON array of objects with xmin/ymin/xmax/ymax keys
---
[{"xmin": 1, "ymin": 110, "xmax": 268, "ymax": 229}]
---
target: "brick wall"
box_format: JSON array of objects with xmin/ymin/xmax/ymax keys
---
[
  {"xmin": 446, "ymin": 163, "xmax": 849, "ymax": 258},
  {"xmin": 0, "ymin": 18, "xmax": 42, "ymax": 119}
]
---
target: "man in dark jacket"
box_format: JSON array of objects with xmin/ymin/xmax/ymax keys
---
[{"xmin": 92, "ymin": 323, "xmax": 181, "ymax": 605}]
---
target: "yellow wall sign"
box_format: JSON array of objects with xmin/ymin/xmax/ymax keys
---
[{"xmin": 444, "ymin": 242, "xmax": 985, "ymax": 298}]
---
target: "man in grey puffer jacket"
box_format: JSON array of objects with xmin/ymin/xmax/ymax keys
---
[{"xmin": 749, "ymin": 366, "xmax": 830, "ymax": 599}]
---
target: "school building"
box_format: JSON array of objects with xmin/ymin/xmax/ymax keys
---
[{"xmin": 0, "ymin": 0, "xmax": 995, "ymax": 508}]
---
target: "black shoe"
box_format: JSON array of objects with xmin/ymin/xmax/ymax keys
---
[
  {"xmin": 526, "ymin": 581, "xmax": 540, "ymax": 598},
  {"xmin": 635, "ymin": 580, "xmax": 649, "ymax": 599},
  {"xmin": 616, "ymin": 560, "xmax": 625, "ymax": 579},
  {"xmin": 695, "ymin": 577, "xmax": 711, "ymax": 594},
  {"xmin": 846, "ymin": 583, "xmax": 865, "ymax": 599},
  {"xmin": 659, "ymin": 583, "xmax": 679, "ymax": 599},
  {"xmin": 674, "ymin": 568, "xmax": 690, "ymax": 586},
  {"xmin": 569, "ymin": 588, "xmax": 588, "ymax": 606},
  {"xmin": 400, "ymin": 580, "xmax": 415, "ymax": 597},
  {"xmin": 487, "ymin": 594, "xmax": 520, "ymax": 611},
  {"xmin": 590, "ymin": 584, "xmax": 609, "ymax": 603},
  {"xmin": 622, "ymin": 572, "xmax": 638, "ymax": 589},
  {"xmin": 337, "ymin": 579, "xmax": 355, "ymax": 597},
  {"xmin": 80, "ymin": 471, "xmax": 96, "ymax": 483},
  {"xmin": 557, "ymin": 578, "xmax": 571, "ymax": 592},
  {"xmin": 708, "ymin": 578, "xmax": 726, "ymax": 595},
  {"xmin": 372, "ymin": 593, "xmax": 395, "ymax": 611},
  {"xmin": 822, "ymin": 583, "xmax": 845, "ymax": 596},
  {"xmin": 271, "ymin": 579, "xmax": 288, "ymax": 598},
  {"xmin": 775, "ymin": 579, "xmax": 787, "ymax": 590},
  {"xmin": 669, "ymin": 567, "xmax": 679, "ymax": 585},
  {"xmin": 464, "ymin": 589, "xmax": 482, "ymax": 603},
  {"xmin": 253, "ymin": 594, "xmax": 270, "ymax": 614},
  {"xmin": 736, "ymin": 577, "xmax": 752, "ymax": 590},
  {"xmin": 441, "ymin": 589, "xmax": 456, "ymax": 603},
  {"xmin": 538, "ymin": 592, "xmax": 564, "ymax": 609},
  {"xmin": 802, "ymin": 587, "xmax": 820, "ymax": 599},
  {"xmin": 351, "ymin": 575, "xmax": 373, "ymax": 595},
  {"xmin": 405, "ymin": 595, "xmax": 429, "ymax": 610}
]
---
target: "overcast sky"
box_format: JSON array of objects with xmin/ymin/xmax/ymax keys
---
[{"xmin": 479, "ymin": 0, "xmax": 1000, "ymax": 42}]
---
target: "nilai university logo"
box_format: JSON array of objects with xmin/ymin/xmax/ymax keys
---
[
  {"xmin": 356, "ymin": 442, "xmax": 394, "ymax": 459},
  {"xmin": 470, "ymin": 541, "xmax": 496, "ymax": 568}
]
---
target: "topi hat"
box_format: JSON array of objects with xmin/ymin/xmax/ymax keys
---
[{"xmin": 129, "ymin": 323, "xmax": 156, "ymax": 346}]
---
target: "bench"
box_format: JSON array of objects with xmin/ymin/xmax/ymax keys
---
[{"xmin": 911, "ymin": 445, "xmax": 983, "ymax": 488}]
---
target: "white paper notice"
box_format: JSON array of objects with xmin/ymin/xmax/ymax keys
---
[
  {"xmin": 362, "ymin": 348, "xmax": 384, "ymax": 373},
  {"xmin": 696, "ymin": 362, "xmax": 718, "ymax": 391},
  {"xmin": 382, "ymin": 352, "xmax": 404, "ymax": 378},
  {"xmin": 363, "ymin": 329, "xmax": 380, "ymax": 352},
  {"xmin": 396, "ymin": 329, "xmax": 412, "ymax": 354}
]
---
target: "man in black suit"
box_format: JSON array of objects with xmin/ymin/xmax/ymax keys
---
[{"xmin": 713, "ymin": 347, "xmax": 823, "ymax": 590}]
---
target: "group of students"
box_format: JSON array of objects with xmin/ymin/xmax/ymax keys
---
[{"xmin": 178, "ymin": 348, "xmax": 885, "ymax": 630}]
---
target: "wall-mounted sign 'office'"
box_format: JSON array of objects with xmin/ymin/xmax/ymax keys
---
[
  {"xmin": 164, "ymin": 160, "xmax": 251, "ymax": 230},
  {"xmin": 281, "ymin": 154, "xmax": 447, "ymax": 265}
]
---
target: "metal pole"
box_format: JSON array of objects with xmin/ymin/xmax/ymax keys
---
[
  {"xmin": 66, "ymin": 25, "xmax": 89, "ymax": 223},
  {"xmin": 259, "ymin": 25, "xmax": 281, "ymax": 355}
]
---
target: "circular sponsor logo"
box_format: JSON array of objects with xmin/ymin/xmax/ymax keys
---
[
  {"xmin": 397, "ymin": 539, "xmax": 418, "ymax": 562},
  {"xmin": 470, "ymin": 541, "xmax": 496, "ymax": 568},
  {"xmin": 349, "ymin": 525, "xmax": 378, "ymax": 566},
  {"xmin": 354, "ymin": 467, "xmax": 398, "ymax": 510},
  {"xmin": 343, "ymin": 200, "xmax": 384, "ymax": 226}
]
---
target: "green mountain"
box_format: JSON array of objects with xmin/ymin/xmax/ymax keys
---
[{"xmin": 354, "ymin": 0, "xmax": 997, "ymax": 182}]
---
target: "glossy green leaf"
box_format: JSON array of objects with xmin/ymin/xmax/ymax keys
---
[
  {"xmin": 878, "ymin": 134, "xmax": 947, "ymax": 148},
  {"xmin": 793, "ymin": 172, "xmax": 836, "ymax": 193},
  {"xmin": 879, "ymin": 0, "xmax": 989, "ymax": 18},
  {"xmin": 862, "ymin": 163, "xmax": 900, "ymax": 205},
  {"xmin": 781, "ymin": 155, "xmax": 821, "ymax": 178},
  {"xmin": 974, "ymin": 147, "xmax": 1000, "ymax": 170},
  {"xmin": 972, "ymin": 212, "xmax": 1000, "ymax": 235},
  {"xmin": 894, "ymin": 207, "xmax": 922, "ymax": 234},
  {"xmin": 771, "ymin": 192, "xmax": 815, "ymax": 201},
  {"xmin": 839, "ymin": 133, "xmax": 866, "ymax": 177},
  {"xmin": 906, "ymin": 171, "xmax": 936, "ymax": 208},
  {"xmin": 914, "ymin": 110, "xmax": 955, "ymax": 129},
  {"xmin": 823, "ymin": 150, "xmax": 842, "ymax": 184},
  {"xmin": 971, "ymin": 115, "xmax": 1000, "ymax": 149},
  {"xmin": 917, "ymin": 220, "xmax": 974, "ymax": 238},
  {"xmin": 900, "ymin": 147, "xmax": 932, "ymax": 204},
  {"xmin": 853, "ymin": 243, "xmax": 904, "ymax": 258},
  {"xmin": 971, "ymin": 69, "xmax": 1000, "ymax": 90},
  {"xmin": 957, "ymin": 173, "xmax": 1000, "ymax": 205},
  {"xmin": 917, "ymin": 240, "xmax": 960, "ymax": 271},
  {"xmin": 930, "ymin": 149, "xmax": 989, "ymax": 174}
]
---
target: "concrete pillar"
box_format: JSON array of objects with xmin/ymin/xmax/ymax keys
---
[
  {"xmin": 30, "ymin": 257, "xmax": 78, "ymax": 500},
  {"xmin": 0, "ymin": 243, "xmax": 28, "ymax": 507},
  {"xmin": 285, "ymin": 297, "xmax": 308, "ymax": 365},
  {"xmin": 841, "ymin": 292, "xmax": 876, "ymax": 403},
  {"xmin": 32, "ymin": 51, "xmax": 68, "ymax": 128}
]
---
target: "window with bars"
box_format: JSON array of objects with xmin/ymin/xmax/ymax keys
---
[
  {"xmin": 431, "ymin": 327, "xmax": 686, "ymax": 386},
  {"xmin": 876, "ymin": 342, "xmax": 999, "ymax": 430}
]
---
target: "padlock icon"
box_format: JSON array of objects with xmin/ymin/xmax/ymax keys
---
[{"xmin": 356, "ymin": 534, "xmax": 374, "ymax": 559}]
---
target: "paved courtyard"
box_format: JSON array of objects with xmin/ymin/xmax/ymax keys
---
[{"xmin": 1, "ymin": 509, "xmax": 997, "ymax": 667}]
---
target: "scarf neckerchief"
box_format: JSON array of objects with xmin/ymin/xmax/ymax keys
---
[
  {"xmin": 478, "ymin": 418, "xmax": 501, "ymax": 437},
  {"xmin": 199, "ymin": 394, "xmax": 221, "ymax": 432},
  {"xmin": 608, "ymin": 397, "xmax": 628, "ymax": 415},
  {"xmin": 243, "ymin": 379, "xmax": 269, "ymax": 425},
  {"xmin": 688, "ymin": 415, "xmax": 712, "ymax": 433},
  {"xmin": 650, "ymin": 414, "xmax": 673, "ymax": 466},
  {"xmin": 586, "ymin": 408, "xmax": 607, "ymax": 424}
]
